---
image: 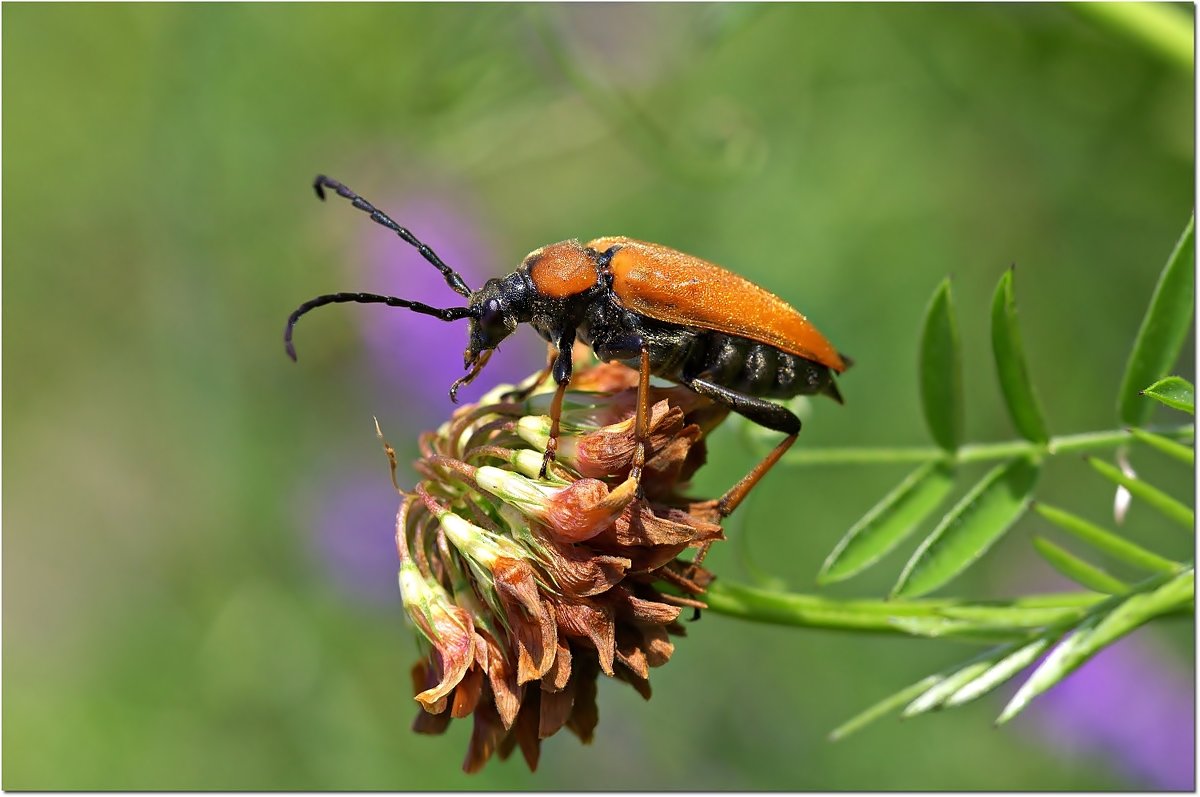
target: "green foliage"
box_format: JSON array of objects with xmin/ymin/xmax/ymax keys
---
[
  {"xmin": 818, "ymin": 462, "xmax": 956, "ymax": 585},
  {"xmin": 1116, "ymin": 215, "xmax": 1194, "ymax": 426},
  {"xmin": 1033, "ymin": 502, "xmax": 1178, "ymax": 574},
  {"xmin": 719, "ymin": 214, "xmax": 1194, "ymax": 739},
  {"xmin": 1088, "ymin": 456, "xmax": 1194, "ymax": 529},
  {"xmin": 892, "ymin": 458, "xmax": 1041, "ymax": 599},
  {"xmin": 1142, "ymin": 375, "xmax": 1196, "ymax": 415},
  {"xmin": 991, "ymin": 269, "xmax": 1049, "ymax": 444},
  {"xmin": 918, "ymin": 279, "xmax": 964, "ymax": 452},
  {"xmin": 1128, "ymin": 427, "xmax": 1194, "ymax": 465},
  {"xmin": 1031, "ymin": 536, "xmax": 1128, "ymax": 594},
  {"xmin": 997, "ymin": 568, "xmax": 1194, "ymax": 724}
]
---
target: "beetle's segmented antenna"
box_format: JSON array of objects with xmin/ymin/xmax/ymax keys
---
[
  {"xmin": 313, "ymin": 175, "xmax": 473, "ymax": 298},
  {"xmin": 284, "ymin": 292, "xmax": 472, "ymax": 361}
]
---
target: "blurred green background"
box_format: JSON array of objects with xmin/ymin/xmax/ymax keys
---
[{"xmin": 4, "ymin": 3, "xmax": 1194, "ymax": 790}]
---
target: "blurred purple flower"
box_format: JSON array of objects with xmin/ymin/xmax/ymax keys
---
[
  {"xmin": 302, "ymin": 189, "xmax": 544, "ymax": 603},
  {"xmin": 353, "ymin": 193, "xmax": 542, "ymax": 427},
  {"xmin": 304, "ymin": 468, "xmax": 400, "ymax": 606},
  {"xmin": 1027, "ymin": 634, "xmax": 1194, "ymax": 790},
  {"xmin": 1007, "ymin": 569, "xmax": 1194, "ymax": 789}
]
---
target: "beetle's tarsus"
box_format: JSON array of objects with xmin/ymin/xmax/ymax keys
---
[{"xmin": 538, "ymin": 445, "xmax": 556, "ymax": 479}]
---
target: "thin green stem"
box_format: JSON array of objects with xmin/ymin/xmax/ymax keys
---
[
  {"xmin": 1070, "ymin": 2, "xmax": 1193, "ymax": 74},
  {"xmin": 700, "ymin": 580, "xmax": 1103, "ymax": 638},
  {"xmin": 771, "ymin": 424, "xmax": 1193, "ymax": 467}
]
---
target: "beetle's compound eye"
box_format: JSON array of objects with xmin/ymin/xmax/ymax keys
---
[{"xmin": 479, "ymin": 297, "xmax": 507, "ymax": 336}]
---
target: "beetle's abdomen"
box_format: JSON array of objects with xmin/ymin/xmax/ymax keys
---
[
  {"xmin": 623, "ymin": 317, "xmax": 837, "ymax": 401},
  {"xmin": 683, "ymin": 332, "xmax": 835, "ymax": 399}
]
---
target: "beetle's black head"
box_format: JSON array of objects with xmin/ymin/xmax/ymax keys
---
[
  {"xmin": 466, "ymin": 274, "xmax": 534, "ymax": 359},
  {"xmin": 453, "ymin": 273, "xmax": 533, "ymax": 400}
]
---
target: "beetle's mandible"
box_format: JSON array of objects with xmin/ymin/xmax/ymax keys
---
[{"xmin": 286, "ymin": 175, "xmax": 851, "ymax": 536}]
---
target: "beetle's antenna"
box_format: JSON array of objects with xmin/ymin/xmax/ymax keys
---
[
  {"xmin": 285, "ymin": 292, "xmax": 472, "ymax": 361},
  {"xmin": 313, "ymin": 175, "xmax": 473, "ymax": 299}
]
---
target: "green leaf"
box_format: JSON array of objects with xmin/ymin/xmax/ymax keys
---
[
  {"xmin": 892, "ymin": 457, "xmax": 1041, "ymax": 599},
  {"xmin": 1033, "ymin": 502, "xmax": 1179, "ymax": 574},
  {"xmin": 818, "ymin": 462, "xmax": 956, "ymax": 584},
  {"xmin": 1141, "ymin": 376, "xmax": 1195, "ymax": 415},
  {"xmin": 1129, "ymin": 427, "xmax": 1194, "ymax": 466},
  {"xmin": 1070, "ymin": 3, "xmax": 1193, "ymax": 74},
  {"xmin": 1088, "ymin": 456, "xmax": 1194, "ymax": 528},
  {"xmin": 997, "ymin": 568, "xmax": 1194, "ymax": 724},
  {"xmin": 829, "ymin": 675, "xmax": 943, "ymax": 741},
  {"xmin": 945, "ymin": 637, "xmax": 1054, "ymax": 707},
  {"xmin": 1031, "ymin": 536, "xmax": 1129, "ymax": 594},
  {"xmin": 991, "ymin": 269, "xmax": 1049, "ymax": 443},
  {"xmin": 919, "ymin": 278, "xmax": 964, "ymax": 452},
  {"xmin": 1117, "ymin": 215, "xmax": 1195, "ymax": 426},
  {"xmin": 902, "ymin": 657, "xmax": 998, "ymax": 717}
]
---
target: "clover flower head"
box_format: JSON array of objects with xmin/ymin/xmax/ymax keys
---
[{"xmin": 390, "ymin": 354, "xmax": 728, "ymax": 772}]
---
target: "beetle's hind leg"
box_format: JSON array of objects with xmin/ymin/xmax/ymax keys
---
[
  {"xmin": 682, "ymin": 377, "xmax": 801, "ymax": 565},
  {"xmin": 629, "ymin": 348, "xmax": 654, "ymax": 487}
]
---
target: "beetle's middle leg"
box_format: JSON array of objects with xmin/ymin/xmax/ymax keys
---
[
  {"xmin": 682, "ymin": 376, "xmax": 801, "ymax": 565},
  {"xmin": 539, "ymin": 331, "xmax": 576, "ymax": 478}
]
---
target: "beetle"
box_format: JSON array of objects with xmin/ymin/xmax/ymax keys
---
[{"xmin": 286, "ymin": 175, "xmax": 850, "ymax": 536}]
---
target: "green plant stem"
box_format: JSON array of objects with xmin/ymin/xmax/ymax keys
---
[
  {"xmin": 771, "ymin": 424, "xmax": 1194, "ymax": 467},
  {"xmin": 1071, "ymin": 2, "xmax": 1194, "ymax": 74},
  {"xmin": 700, "ymin": 579, "xmax": 1103, "ymax": 637}
]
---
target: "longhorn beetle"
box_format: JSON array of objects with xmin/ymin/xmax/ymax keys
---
[{"xmin": 286, "ymin": 176, "xmax": 850, "ymax": 558}]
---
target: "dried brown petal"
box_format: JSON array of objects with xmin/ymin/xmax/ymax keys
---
[
  {"xmin": 412, "ymin": 705, "xmax": 453, "ymax": 736},
  {"xmin": 565, "ymin": 656, "xmax": 601, "ymax": 744},
  {"xmin": 539, "ymin": 673, "xmax": 577, "ymax": 739},
  {"xmin": 602, "ymin": 501, "xmax": 724, "ymax": 548},
  {"xmin": 551, "ymin": 596, "xmax": 616, "ymax": 677},
  {"xmin": 497, "ymin": 725, "xmax": 518, "ymax": 762},
  {"xmin": 615, "ymin": 626, "xmax": 650, "ymax": 680},
  {"xmin": 512, "ymin": 689, "xmax": 543, "ymax": 772},
  {"xmin": 410, "ymin": 662, "xmax": 451, "ymax": 734},
  {"xmin": 612, "ymin": 542, "xmax": 691, "ymax": 574},
  {"xmin": 463, "ymin": 699, "xmax": 506, "ymax": 774},
  {"xmin": 494, "ymin": 557, "xmax": 559, "ymax": 683},
  {"xmin": 613, "ymin": 662, "xmax": 653, "ymax": 701},
  {"xmin": 543, "ymin": 476, "xmax": 638, "ymax": 542},
  {"xmin": 531, "ymin": 524, "xmax": 630, "ymax": 597},
  {"xmin": 544, "ymin": 639, "xmax": 573, "ymax": 693},
  {"xmin": 414, "ymin": 604, "xmax": 476, "ymax": 711},
  {"xmin": 640, "ymin": 429, "xmax": 703, "ymax": 497},
  {"xmin": 639, "ymin": 623, "xmax": 675, "ymax": 668},
  {"xmin": 483, "ymin": 633, "xmax": 521, "ymax": 730},
  {"xmin": 451, "ymin": 664, "xmax": 484, "ymax": 719},
  {"xmin": 573, "ymin": 401, "xmax": 685, "ymax": 478},
  {"xmin": 611, "ymin": 585, "xmax": 683, "ymax": 625},
  {"xmin": 410, "ymin": 658, "xmax": 447, "ymax": 716}
]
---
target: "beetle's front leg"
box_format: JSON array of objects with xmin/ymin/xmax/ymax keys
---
[{"xmin": 539, "ymin": 330, "xmax": 576, "ymax": 478}]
